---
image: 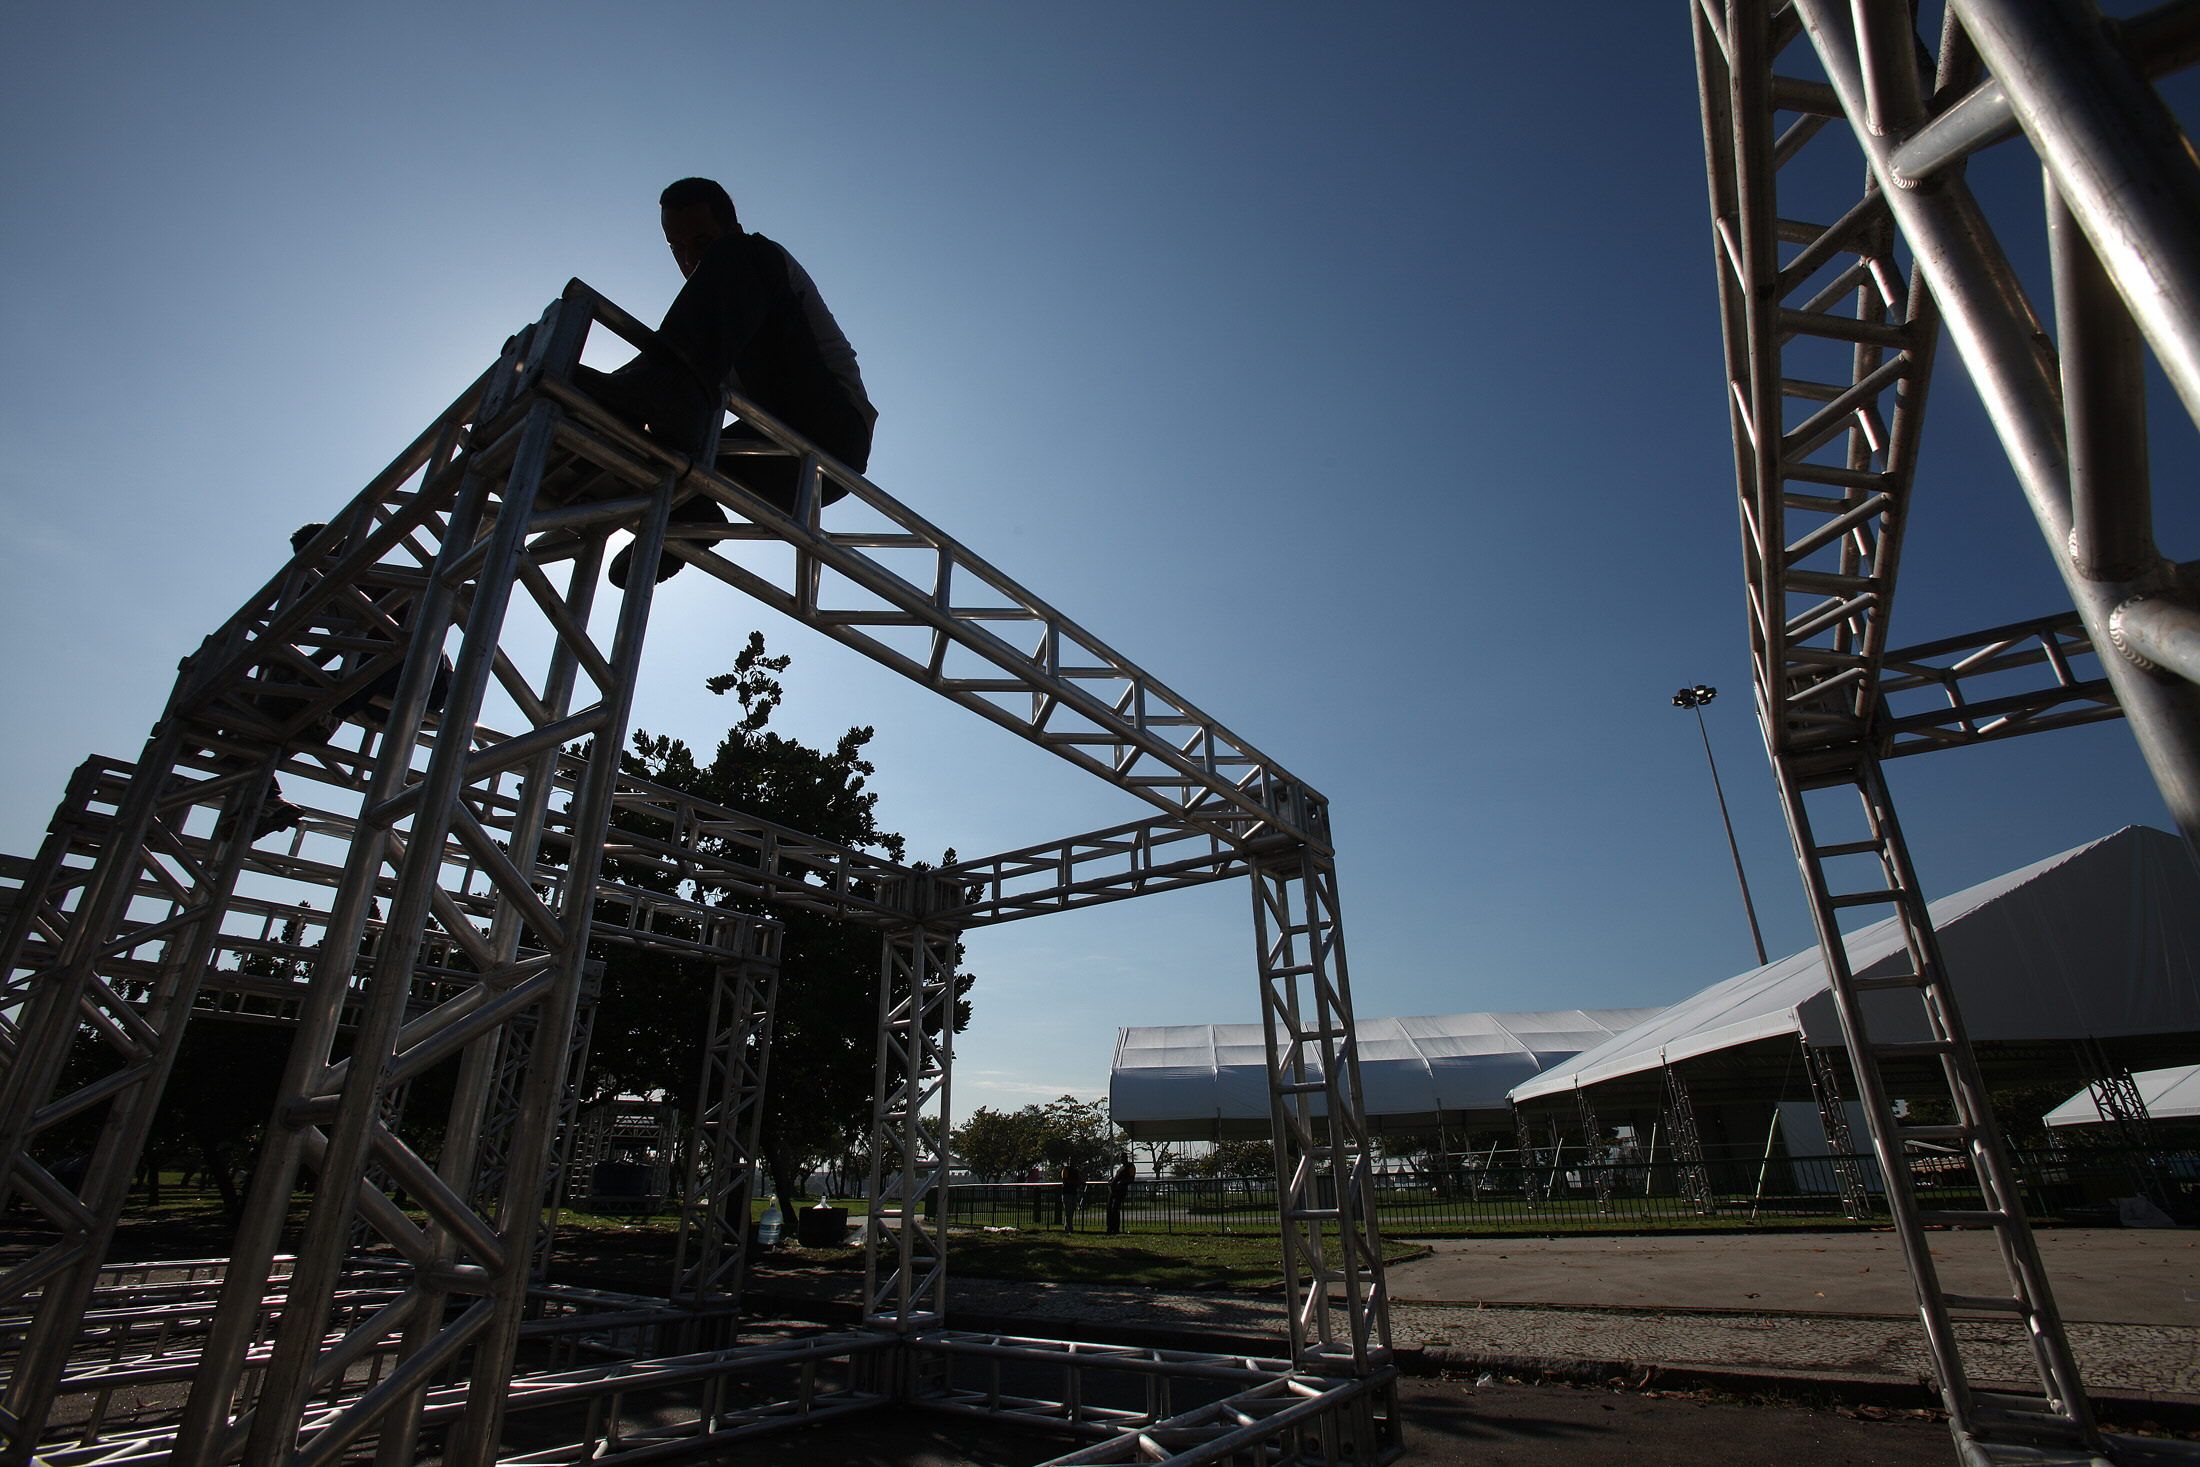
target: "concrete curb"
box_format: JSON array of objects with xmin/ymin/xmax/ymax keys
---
[{"xmin": 1402, "ymin": 1347, "xmax": 2200, "ymax": 1435}]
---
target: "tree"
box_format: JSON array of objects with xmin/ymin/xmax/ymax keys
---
[
  {"xmin": 585, "ymin": 632, "xmax": 974, "ymax": 1214},
  {"xmin": 1376, "ymin": 1130, "xmax": 1458, "ymax": 1197},
  {"xmin": 950, "ymin": 1096, "xmax": 1122, "ymax": 1182},
  {"xmin": 1031, "ymin": 1095, "xmax": 1124, "ymax": 1173},
  {"xmin": 951, "ymin": 1106, "xmax": 1046, "ymax": 1182},
  {"xmin": 1133, "ymin": 1138, "xmax": 1181, "ymax": 1177},
  {"xmin": 1169, "ymin": 1138, "xmax": 1274, "ymax": 1178}
]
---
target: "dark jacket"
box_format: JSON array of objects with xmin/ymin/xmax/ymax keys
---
[{"xmin": 658, "ymin": 230, "xmax": 876, "ymax": 467}]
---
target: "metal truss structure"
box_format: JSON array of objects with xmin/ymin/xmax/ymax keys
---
[
  {"xmin": 1659, "ymin": 1065, "xmax": 1716, "ymax": 1213},
  {"xmin": 1573, "ymin": 1088, "xmax": 1615, "ymax": 1212},
  {"xmin": 1698, "ymin": 1, "xmax": 2200, "ymax": 1460},
  {"xmin": 669, "ymin": 957, "xmax": 779, "ymax": 1308},
  {"xmin": 0, "ymin": 281, "xmax": 1396, "ymax": 1463},
  {"xmin": 2074, "ymin": 1037, "xmax": 2168, "ymax": 1209},
  {"xmin": 564, "ymin": 1098, "xmax": 680, "ymax": 1208},
  {"xmin": 1511, "ymin": 1111, "xmax": 1545, "ymax": 1207},
  {"xmin": 861, "ymin": 885, "xmax": 961, "ymax": 1334},
  {"xmin": 1801, "ymin": 1041, "xmax": 1873, "ymax": 1220}
]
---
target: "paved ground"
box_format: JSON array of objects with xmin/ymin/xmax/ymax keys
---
[
  {"xmin": 843, "ymin": 1226, "xmax": 2200, "ymax": 1407},
  {"xmin": 1383, "ymin": 1228, "xmax": 2200, "ymax": 1323},
  {"xmin": 932, "ymin": 1274, "xmax": 2200, "ymax": 1402},
  {"xmin": 24, "ymin": 1219, "xmax": 2200, "ymax": 1463}
]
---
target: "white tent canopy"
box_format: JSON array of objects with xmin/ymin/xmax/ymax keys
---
[
  {"xmin": 2046, "ymin": 1065, "xmax": 2200, "ymax": 1127},
  {"xmin": 1111, "ymin": 1008, "xmax": 1663, "ymax": 1139},
  {"xmin": 1514, "ymin": 826, "xmax": 2200, "ymax": 1106}
]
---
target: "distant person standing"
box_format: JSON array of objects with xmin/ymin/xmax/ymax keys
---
[
  {"xmin": 575, "ymin": 177, "xmax": 878, "ymax": 586},
  {"xmin": 1060, "ymin": 1161, "xmax": 1087, "ymax": 1232},
  {"xmin": 1105, "ymin": 1154, "xmax": 1135, "ymax": 1236}
]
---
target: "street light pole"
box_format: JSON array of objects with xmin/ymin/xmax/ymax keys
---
[{"xmin": 1672, "ymin": 684, "xmax": 1769, "ymax": 967}]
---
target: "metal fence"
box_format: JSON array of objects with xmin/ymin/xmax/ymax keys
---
[{"xmin": 944, "ymin": 1146, "xmax": 2198, "ymax": 1236}]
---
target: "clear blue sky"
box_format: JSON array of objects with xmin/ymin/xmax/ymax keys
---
[{"xmin": 4, "ymin": 4, "xmax": 2192, "ymax": 1110}]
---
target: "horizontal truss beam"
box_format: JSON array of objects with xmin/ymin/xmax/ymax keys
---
[
  {"xmin": 0, "ymin": 279, "xmax": 1391, "ymax": 1467},
  {"xmin": 170, "ymin": 280, "xmax": 1327, "ymax": 854}
]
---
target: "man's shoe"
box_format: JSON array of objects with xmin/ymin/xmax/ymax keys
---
[
  {"xmin": 608, "ymin": 496, "xmax": 728, "ymax": 589},
  {"xmin": 255, "ymin": 796, "xmax": 306, "ymax": 841},
  {"xmin": 214, "ymin": 787, "xmax": 305, "ymax": 846}
]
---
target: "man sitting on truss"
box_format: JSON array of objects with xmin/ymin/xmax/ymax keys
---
[{"xmin": 575, "ymin": 176, "xmax": 879, "ymax": 587}]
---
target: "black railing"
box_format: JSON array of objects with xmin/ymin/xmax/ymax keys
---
[{"xmin": 943, "ymin": 1146, "xmax": 2198, "ymax": 1235}]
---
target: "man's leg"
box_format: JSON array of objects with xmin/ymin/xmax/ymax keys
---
[{"xmin": 572, "ymin": 361, "xmax": 715, "ymax": 460}]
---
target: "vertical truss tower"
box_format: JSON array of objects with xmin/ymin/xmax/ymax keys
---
[
  {"xmin": 0, "ymin": 285, "xmax": 1397, "ymax": 1462},
  {"xmin": 1697, "ymin": 1, "xmax": 2200, "ymax": 1461}
]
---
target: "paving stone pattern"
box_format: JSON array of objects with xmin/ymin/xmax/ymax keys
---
[{"xmin": 944, "ymin": 1277, "xmax": 2200, "ymax": 1398}]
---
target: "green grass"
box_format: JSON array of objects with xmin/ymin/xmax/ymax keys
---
[
  {"xmin": 552, "ymin": 1196, "xmax": 872, "ymax": 1235},
  {"xmin": 942, "ymin": 1227, "xmax": 1425, "ymax": 1291},
  {"xmin": 548, "ymin": 1206, "xmax": 1421, "ymax": 1292}
]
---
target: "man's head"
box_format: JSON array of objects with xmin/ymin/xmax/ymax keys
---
[{"xmin": 660, "ymin": 177, "xmax": 739, "ymax": 279}]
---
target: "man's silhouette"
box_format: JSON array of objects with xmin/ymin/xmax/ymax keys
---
[{"xmin": 576, "ymin": 177, "xmax": 877, "ymax": 586}]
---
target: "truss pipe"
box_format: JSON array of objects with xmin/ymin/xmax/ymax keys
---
[
  {"xmin": 1893, "ymin": 77, "xmax": 2016, "ymax": 183},
  {"xmin": 1798, "ymin": 0, "xmax": 2200, "ymax": 857},
  {"xmin": 2048, "ymin": 178, "xmax": 2158, "ymax": 582},
  {"xmin": 2113, "ymin": 596, "xmax": 2200, "ymax": 685},
  {"xmin": 1895, "ymin": 4, "xmax": 2200, "ymax": 185},
  {"xmin": 1954, "ymin": 0, "xmax": 2200, "ymax": 428}
]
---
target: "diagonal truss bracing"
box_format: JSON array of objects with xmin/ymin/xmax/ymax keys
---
[
  {"xmin": 0, "ymin": 742, "xmax": 280, "ymax": 1431},
  {"xmin": 521, "ymin": 289, "xmax": 1322, "ymax": 856},
  {"xmin": 938, "ymin": 813, "xmax": 1274, "ymax": 927},
  {"xmin": 1699, "ymin": 2, "xmax": 2200, "ymax": 1461},
  {"xmin": 1250, "ymin": 841, "xmax": 1390, "ymax": 1375},
  {"xmin": 1874, "ymin": 608, "xmax": 2120, "ymax": 757},
  {"xmin": 0, "ymin": 276, "xmax": 1393, "ymax": 1465},
  {"xmin": 671, "ymin": 953, "xmax": 782, "ymax": 1306},
  {"xmin": 861, "ymin": 882, "xmax": 962, "ymax": 1335},
  {"xmin": 1697, "ymin": 0, "xmax": 1945, "ymax": 762}
]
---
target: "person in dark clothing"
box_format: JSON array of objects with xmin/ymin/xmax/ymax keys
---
[
  {"xmin": 574, "ymin": 177, "xmax": 878, "ymax": 587},
  {"xmin": 286, "ymin": 523, "xmax": 454, "ymax": 729},
  {"xmin": 1105, "ymin": 1154, "xmax": 1135, "ymax": 1236},
  {"xmin": 1059, "ymin": 1161, "xmax": 1086, "ymax": 1232}
]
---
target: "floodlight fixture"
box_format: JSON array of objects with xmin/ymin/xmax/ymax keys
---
[{"xmin": 1672, "ymin": 680, "xmax": 1767, "ymax": 966}]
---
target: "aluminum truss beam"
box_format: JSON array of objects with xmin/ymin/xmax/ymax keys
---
[
  {"xmin": 861, "ymin": 879, "xmax": 962, "ymax": 1333},
  {"xmin": 1875, "ymin": 609, "xmax": 2120, "ymax": 757},
  {"xmin": 1574, "ymin": 1088, "xmax": 1614, "ymax": 1213},
  {"xmin": 1512, "ymin": 1111, "xmax": 1545, "ymax": 1208},
  {"xmin": 1660, "ymin": 1064, "xmax": 1715, "ymax": 1215},
  {"xmin": 1697, "ymin": 0, "xmax": 1944, "ymax": 764},
  {"xmin": 161, "ymin": 303, "xmax": 694, "ymax": 1467},
  {"xmin": 1802, "ymin": 1041, "xmax": 1873, "ymax": 1222},
  {"xmin": 0, "ymin": 748, "xmax": 822, "ymax": 1034},
  {"xmin": 0, "ymin": 276, "xmax": 1395, "ymax": 1464},
  {"xmin": 938, "ymin": 813, "xmax": 1274, "ymax": 928},
  {"xmin": 1250, "ymin": 842, "xmax": 1390, "ymax": 1376},
  {"xmin": 516, "ymin": 294, "xmax": 1323, "ymax": 855},
  {"xmin": 466, "ymin": 961, "xmax": 607, "ymax": 1285},
  {"xmin": 26, "ymin": 1324, "xmax": 1400, "ymax": 1467},
  {"xmin": 1700, "ymin": 3, "xmax": 2200, "ymax": 1459},
  {"xmin": 0, "ymin": 738, "xmax": 281, "ymax": 1446},
  {"xmin": 1776, "ymin": 754, "xmax": 2099, "ymax": 1457},
  {"xmin": 1817, "ymin": 0, "xmax": 2200, "ymax": 831},
  {"xmin": 915, "ymin": 1333, "xmax": 1399, "ymax": 1465},
  {"xmin": 564, "ymin": 1100, "xmax": 680, "ymax": 1207},
  {"xmin": 671, "ymin": 952, "xmax": 782, "ymax": 1305},
  {"xmin": 2075, "ymin": 1037, "xmax": 2169, "ymax": 1211}
]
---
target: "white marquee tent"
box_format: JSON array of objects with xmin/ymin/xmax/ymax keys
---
[
  {"xmin": 1110, "ymin": 1008, "xmax": 1664, "ymax": 1139},
  {"xmin": 2045, "ymin": 1065, "xmax": 2200, "ymax": 1127},
  {"xmin": 1514, "ymin": 825, "xmax": 2200, "ymax": 1107}
]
